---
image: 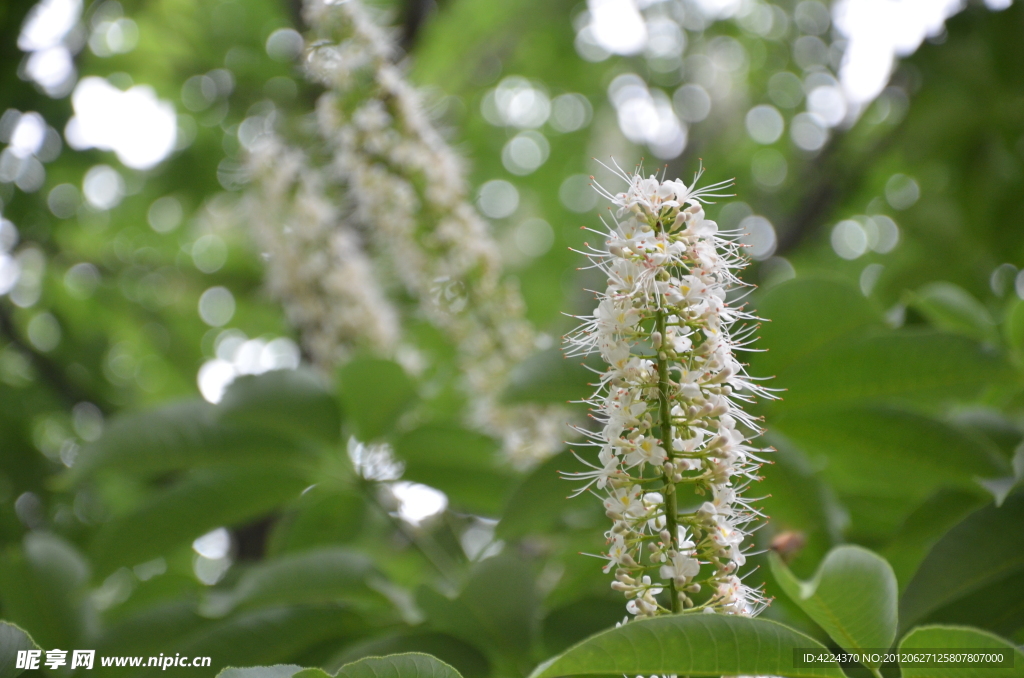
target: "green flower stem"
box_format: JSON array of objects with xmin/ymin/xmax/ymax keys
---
[{"xmin": 656, "ymin": 305, "xmax": 681, "ymax": 614}]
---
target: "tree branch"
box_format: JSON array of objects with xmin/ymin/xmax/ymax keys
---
[
  {"xmin": 0, "ymin": 302, "xmax": 109, "ymax": 414},
  {"xmin": 400, "ymin": 0, "xmax": 437, "ymax": 52}
]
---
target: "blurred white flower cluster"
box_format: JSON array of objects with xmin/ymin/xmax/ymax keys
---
[
  {"xmin": 245, "ymin": 0, "xmax": 569, "ymax": 465},
  {"xmin": 247, "ymin": 137, "xmax": 399, "ymax": 367}
]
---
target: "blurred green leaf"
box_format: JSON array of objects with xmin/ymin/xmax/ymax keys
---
[
  {"xmin": 540, "ymin": 598, "xmax": 625, "ymax": 657},
  {"xmin": 201, "ymin": 547, "xmax": 389, "ymax": 617},
  {"xmin": 0, "ymin": 533, "xmax": 93, "ymax": 651},
  {"xmin": 336, "ymin": 654, "xmax": 464, "ymax": 678},
  {"xmin": 496, "ymin": 449, "xmax": 589, "ymax": 539},
  {"xmin": 901, "ymin": 492, "xmax": 1024, "ymax": 634},
  {"xmin": 540, "ymin": 532, "xmax": 622, "ymax": 611},
  {"xmin": 218, "ymin": 369, "xmax": 342, "ymax": 446},
  {"xmin": 416, "ymin": 553, "xmax": 537, "ymax": 670},
  {"xmin": 91, "ymin": 468, "xmax": 309, "ymax": 575},
  {"xmin": 1005, "ymin": 300, "xmax": 1024, "ymax": 356},
  {"xmin": 751, "ymin": 277, "xmax": 880, "ymax": 377},
  {"xmin": 918, "ymin": 569, "xmax": 1024, "ymax": 639},
  {"xmin": 758, "ymin": 438, "xmax": 844, "ymax": 574},
  {"xmin": 773, "ymin": 407, "xmax": 1008, "ymax": 502},
  {"xmin": 881, "ymin": 488, "xmax": 989, "ymax": 590},
  {"xmin": 770, "ymin": 546, "xmax": 898, "ymax": 668},
  {"xmin": 217, "ymin": 667, "xmax": 306, "ymax": 678},
  {"xmin": 218, "ymin": 656, "xmax": 465, "ymax": 678},
  {"xmin": 94, "ymin": 601, "xmax": 213, "ymax": 660},
  {"xmin": 978, "ymin": 444, "xmax": 1024, "ymax": 507},
  {"xmin": 328, "ymin": 633, "xmax": 489, "ymax": 678},
  {"xmin": 0, "ymin": 621, "xmax": 40, "ymax": 678},
  {"xmin": 908, "ymin": 282, "xmax": 999, "ymax": 344},
  {"xmin": 394, "ymin": 425, "xmax": 511, "ymax": 515},
  {"xmin": 67, "ymin": 400, "xmax": 316, "ymax": 484},
  {"xmin": 899, "ymin": 625, "xmax": 1024, "ymax": 678},
  {"xmin": 337, "ymin": 358, "xmax": 417, "ymax": 441},
  {"xmin": 773, "ymin": 331, "xmax": 1010, "ymax": 410},
  {"xmin": 135, "ymin": 606, "xmax": 365, "ymax": 678},
  {"xmin": 503, "ymin": 348, "xmax": 596, "ymax": 405},
  {"xmin": 267, "ymin": 486, "xmax": 367, "ymax": 556},
  {"xmin": 529, "ymin": 613, "xmax": 845, "ymax": 678}
]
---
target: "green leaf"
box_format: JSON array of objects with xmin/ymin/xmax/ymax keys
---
[
  {"xmin": 901, "ymin": 492, "xmax": 1024, "ymax": 632},
  {"xmin": 909, "ymin": 282, "xmax": 999, "ymax": 344},
  {"xmin": 773, "ymin": 331, "xmax": 1009, "ymax": 411},
  {"xmin": 0, "ymin": 622, "xmax": 40, "ymax": 678},
  {"xmin": 138, "ymin": 606, "xmax": 365, "ymax": 678},
  {"xmin": 751, "ymin": 277, "xmax": 880, "ymax": 377},
  {"xmin": 540, "ymin": 598, "xmax": 627, "ymax": 656},
  {"xmin": 394, "ymin": 425, "xmax": 511, "ymax": 515},
  {"xmin": 220, "ymin": 656, "xmax": 462, "ymax": 678},
  {"xmin": 91, "ymin": 467, "xmax": 310, "ymax": 575},
  {"xmin": 216, "ymin": 667, "xmax": 307, "ymax": 678},
  {"xmin": 899, "ymin": 625, "xmax": 1024, "ymax": 678},
  {"xmin": 94, "ymin": 601, "xmax": 212, "ymax": 659},
  {"xmin": 772, "ymin": 406, "xmax": 1008, "ymax": 501},
  {"xmin": 1005, "ymin": 299, "xmax": 1024, "ymax": 355},
  {"xmin": 880, "ymin": 489, "xmax": 990, "ymax": 590},
  {"xmin": 917, "ymin": 568, "xmax": 1024, "ymax": 638},
  {"xmin": 336, "ymin": 653, "xmax": 464, "ymax": 678},
  {"xmin": 66, "ymin": 400, "xmax": 316, "ymax": 484},
  {"xmin": 218, "ymin": 368, "xmax": 342, "ymax": 446},
  {"xmin": 267, "ymin": 486, "xmax": 367, "ymax": 556},
  {"xmin": 497, "ymin": 449, "xmax": 589, "ymax": 539},
  {"xmin": 978, "ymin": 443, "xmax": 1024, "ymax": 507},
  {"xmin": 529, "ymin": 613, "xmax": 845, "ymax": 678},
  {"xmin": 758, "ymin": 437, "xmax": 844, "ymax": 572},
  {"xmin": 502, "ymin": 347, "xmax": 596, "ymax": 405},
  {"xmin": 328, "ymin": 633, "xmax": 489, "ymax": 678},
  {"xmin": 201, "ymin": 547, "xmax": 389, "ymax": 616},
  {"xmin": 416, "ymin": 553, "xmax": 537, "ymax": 669},
  {"xmin": 0, "ymin": 533, "xmax": 93, "ymax": 650},
  {"xmin": 770, "ymin": 546, "xmax": 898, "ymax": 667},
  {"xmin": 337, "ymin": 358, "xmax": 417, "ymax": 441},
  {"xmin": 218, "ymin": 669, "xmax": 332, "ymax": 678}
]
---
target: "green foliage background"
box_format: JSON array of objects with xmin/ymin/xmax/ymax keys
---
[{"xmin": 0, "ymin": 0, "xmax": 1022, "ymax": 675}]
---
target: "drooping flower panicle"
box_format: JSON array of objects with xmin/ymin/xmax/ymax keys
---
[
  {"xmin": 247, "ymin": 135, "xmax": 400, "ymax": 366},
  {"xmin": 243, "ymin": 0, "xmax": 571, "ymax": 466},
  {"xmin": 564, "ymin": 162, "xmax": 774, "ymax": 619}
]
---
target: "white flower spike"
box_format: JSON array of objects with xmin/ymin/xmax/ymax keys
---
[
  {"xmin": 247, "ymin": 0, "xmax": 573, "ymax": 466},
  {"xmin": 247, "ymin": 136, "xmax": 400, "ymax": 366},
  {"xmin": 564, "ymin": 162, "xmax": 774, "ymax": 619}
]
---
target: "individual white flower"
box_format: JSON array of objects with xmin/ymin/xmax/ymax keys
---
[
  {"xmin": 621, "ymin": 435, "xmax": 667, "ymax": 468},
  {"xmin": 603, "ymin": 533, "xmax": 632, "ymax": 572},
  {"xmin": 603, "ymin": 484, "xmax": 645, "ymax": 519},
  {"xmin": 563, "ymin": 445, "xmax": 621, "ymax": 496},
  {"xmin": 660, "ymin": 552, "xmax": 701, "ymax": 586}
]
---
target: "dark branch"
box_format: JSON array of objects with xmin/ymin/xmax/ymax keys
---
[
  {"xmin": 775, "ymin": 115, "xmax": 908, "ymax": 256},
  {"xmin": 286, "ymin": 0, "xmax": 306, "ymax": 30},
  {"xmin": 400, "ymin": 0, "xmax": 437, "ymax": 52},
  {"xmin": 0, "ymin": 302, "xmax": 110, "ymax": 414}
]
